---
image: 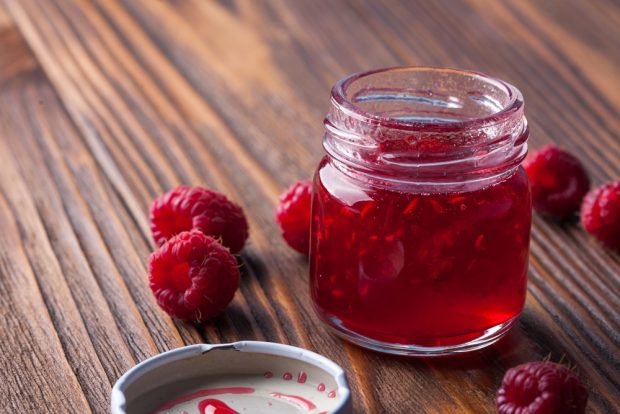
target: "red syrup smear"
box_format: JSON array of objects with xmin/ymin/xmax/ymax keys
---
[
  {"xmin": 198, "ymin": 399, "xmax": 238, "ymax": 414},
  {"xmin": 263, "ymin": 371, "xmax": 273, "ymax": 378},
  {"xmin": 270, "ymin": 392, "xmax": 317, "ymax": 411},
  {"xmin": 297, "ymin": 371, "xmax": 307, "ymax": 383},
  {"xmin": 311, "ymin": 159, "xmax": 530, "ymax": 346},
  {"xmin": 151, "ymin": 387, "xmax": 254, "ymax": 413},
  {"xmin": 317, "ymin": 383, "xmax": 326, "ymax": 392},
  {"xmin": 282, "ymin": 372, "xmax": 293, "ymax": 380},
  {"xmin": 327, "ymin": 391, "xmax": 336, "ymax": 399}
]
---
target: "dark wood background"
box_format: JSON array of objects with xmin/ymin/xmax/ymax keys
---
[{"xmin": 0, "ymin": 0, "xmax": 618, "ymax": 413}]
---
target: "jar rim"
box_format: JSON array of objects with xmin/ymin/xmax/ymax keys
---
[{"xmin": 331, "ymin": 66, "xmax": 523, "ymax": 133}]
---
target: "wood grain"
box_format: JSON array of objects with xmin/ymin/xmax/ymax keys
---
[{"xmin": 0, "ymin": 0, "xmax": 618, "ymax": 413}]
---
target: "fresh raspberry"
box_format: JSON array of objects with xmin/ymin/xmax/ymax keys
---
[
  {"xmin": 523, "ymin": 145, "xmax": 590, "ymax": 218},
  {"xmin": 275, "ymin": 180, "xmax": 312, "ymax": 254},
  {"xmin": 150, "ymin": 185, "xmax": 248, "ymax": 253},
  {"xmin": 581, "ymin": 181, "xmax": 620, "ymax": 250},
  {"xmin": 496, "ymin": 361, "xmax": 588, "ymax": 414},
  {"xmin": 148, "ymin": 230, "xmax": 239, "ymax": 321}
]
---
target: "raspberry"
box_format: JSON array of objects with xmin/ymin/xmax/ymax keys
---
[
  {"xmin": 496, "ymin": 361, "xmax": 588, "ymax": 414},
  {"xmin": 148, "ymin": 230, "xmax": 239, "ymax": 321},
  {"xmin": 150, "ymin": 186, "xmax": 248, "ymax": 253},
  {"xmin": 581, "ymin": 181, "xmax": 620, "ymax": 250},
  {"xmin": 275, "ymin": 180, "xmax": 312, "ymax": 254},
  {"xmin": 523, "ymin": 145, "xmax": 590, "ymax": 218}
]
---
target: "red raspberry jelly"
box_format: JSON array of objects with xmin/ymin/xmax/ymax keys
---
[{"xmin": 310, "ymin": 67, "xmax": 531, "ymax": 356}]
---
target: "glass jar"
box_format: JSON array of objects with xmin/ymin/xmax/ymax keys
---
[{"xmin": 310, "ymin": 67, "xmax": 531, "ymax": 356}]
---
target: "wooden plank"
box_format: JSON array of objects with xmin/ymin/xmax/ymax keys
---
[
  {"xmin": 0, "ymin": 8, "xmax": 190, "ymax": 412},
  {"xmin": 1, "ymin": 0, "xmax": 618, "ymax": 412},
  {"xmin": 0, "ymin": 3, "xmax": 36, "ymax": 86},
  {"xmin": 0, "ymin": 166, "xmax": 91, "ymax": 413},
  {"xmin": 0, "ymin": 0, "xmax": 10, "ymax": 28},
  {"xmin": 0, "ymin": 16, "xmax": 106, "ymax": 412}
]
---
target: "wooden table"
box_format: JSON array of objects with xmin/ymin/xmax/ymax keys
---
[{"xmin": 0, "ymin": 1, "xmax": 618, "ymax": 412}]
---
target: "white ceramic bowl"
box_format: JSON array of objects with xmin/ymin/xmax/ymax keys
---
[{"xmin": 111, "ymin": 341, "xmax": 351, "ymax": 414}]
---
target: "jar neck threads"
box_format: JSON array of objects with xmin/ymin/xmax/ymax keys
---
[{"xmin": 323, "ymin": 67, "xmax": 528, "ymax": 186}]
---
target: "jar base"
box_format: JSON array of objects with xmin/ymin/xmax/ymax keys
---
[{"xmin": 320, "ymin": 313, "xmax": 519, "ymax": 357}]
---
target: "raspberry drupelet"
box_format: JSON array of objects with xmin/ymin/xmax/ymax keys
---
[
  {"xmin": 523, "ymin": 145, "xmax": 590, "ymax": 219},
  {"xmin": 149, "ymin": 230, "xmax": 240, "ymax": 322},
  {"xmin": 496, "ymin": 361, "xmax": 588, "ymax": 414},
  {"xmin": 276, "ymin": 180, "xmax": 312, "ymax": 254},
  {"xmin": 150, "ymin": 185, "xmax": 249, "ymax": 253}
]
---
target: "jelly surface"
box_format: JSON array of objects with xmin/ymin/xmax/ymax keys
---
[{"xmin": 310, "ymin": 157, "xmax": 531, "ymax": 346}]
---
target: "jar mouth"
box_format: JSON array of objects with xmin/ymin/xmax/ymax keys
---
[
  {"xmin": 332, "ymin": 66, "xmax": 523, "ymax": 133},
  {"xmin": 324, "ymin": 67, "xmax": 529, "ymax": 186}
]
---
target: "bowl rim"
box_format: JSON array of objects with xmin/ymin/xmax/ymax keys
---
[{"xmin": 111, "ymin": 341, "xmax": 352, "ymax": 413}]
